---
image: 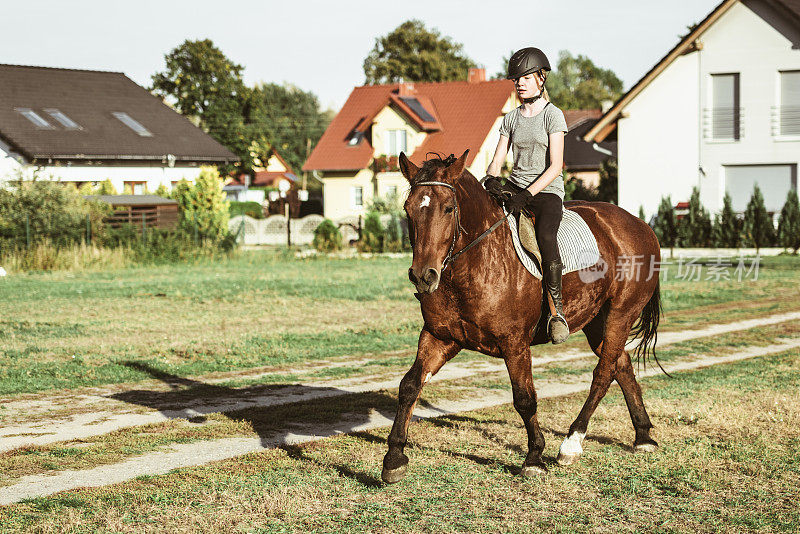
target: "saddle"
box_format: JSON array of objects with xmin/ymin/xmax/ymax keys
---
[{"xmin": 516, "ymin": 212, "xmax": 542, "ymax": 267}]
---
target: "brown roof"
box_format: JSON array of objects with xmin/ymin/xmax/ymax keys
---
[
  {"xmin": 303, "ymin": 79, "xmax": 516, "ymax": 171},
  {"xmin": 0, "ymin": 64, "xmax": 238, "ymax": 164},
  {"xmin": 585, "ymin": 0, "xmax": 800, "ymax": 143},
  {"xmin": 564, "ymin": 109, "xmax": 603, "ymax": 129}
]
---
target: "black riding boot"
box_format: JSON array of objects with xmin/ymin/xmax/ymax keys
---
[{"xmin": 543, "ymin": 260, "xmax": 569, "ymax": 344}]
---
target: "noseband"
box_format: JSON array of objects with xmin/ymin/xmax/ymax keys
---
[{"xmin": 411, "ymin": 181, "xmax": 506, "ymax": 271}]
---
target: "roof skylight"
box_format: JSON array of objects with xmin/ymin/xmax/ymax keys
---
[
  {"xmin": 112, "ymin": 112, "xmax": 153, "ymax": 137},
  {"xmin": 44, "ymin": 109, "xmax": 82, "ymax": 130},
  {"xmin": 16, "ymin": 108, "xmax": 53, "ymax": 129}
]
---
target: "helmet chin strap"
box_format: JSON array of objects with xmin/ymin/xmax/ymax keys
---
[{"xmin": 522, "ymin": 94, "xmax": 542, "ymax": 104}]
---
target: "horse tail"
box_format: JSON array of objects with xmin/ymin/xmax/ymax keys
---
[{"xmin": 629, "ymin": 279, "xmax": 670, "ymax": 376}]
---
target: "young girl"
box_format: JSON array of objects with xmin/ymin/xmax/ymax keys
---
[{"xmin": 485, "ymin": 47, "xmax": 569, "ymax": 344}]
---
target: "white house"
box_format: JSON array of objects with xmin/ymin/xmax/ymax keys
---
[
  {"xmin": 0, "ymin": 64, "xmax": 237, "ymax": 191},
  {"xmin": 584, "ymin": 0, "xmax": 800, "ymax": 217}
]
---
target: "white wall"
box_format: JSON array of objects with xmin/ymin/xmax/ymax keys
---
[
  {"xmin": 618, "ymin": 0, "xmax": 800, "ymax": 218},
  {"xmin": 0, "ymin": 140, "xmax": 23, "ymax": 183}
]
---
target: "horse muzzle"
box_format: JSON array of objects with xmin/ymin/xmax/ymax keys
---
[{"xmin": 408, "ymin": 266, "xmax": 441, "ymax": 294}]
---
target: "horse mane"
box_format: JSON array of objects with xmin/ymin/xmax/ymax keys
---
[{"xmin": 408, "ymin": 153, "xmax": 459, "ymax": 186}]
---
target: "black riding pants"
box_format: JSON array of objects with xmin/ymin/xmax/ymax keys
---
[{"xmin": 505, "ymin": 183, "xmax": 563, "ymax": 264}]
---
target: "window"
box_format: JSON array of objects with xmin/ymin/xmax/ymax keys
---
[
  {"xmin": 386, "ymin": 129, "xmax": 407, "ymax": 156},
  {"xmin": 352, "ymin": 186, "xmax": 363, "ymax": 208},
  {"xmin": 15, "ymin": 108, "xmax": 53, "ymax": 129},
  {"xmin": 711, "ymin": 73, "xmax": 740, "ymax": 140},
  {"xmin": 44, "ymin": 109, "xmax": 82, "ymax": 130},
  {"xmin": 780, "ymin": 71, "xmax": 800, "ymax": 136},
  {"xmin": 724, "ymin": 164, "xmax": 797, "ymax": 212},
  {"xmin": 112, "ymin": 112, "xmax": 153, "ymax": 137},
  {"xmin": 124, "ymin": 181, "xmax": 147, "ymax": 195}
]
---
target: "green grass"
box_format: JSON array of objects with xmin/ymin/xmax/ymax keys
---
[
  {"xmin": 2, "ymin": 347, "xmax": 797, "ymax": 532},
  {"xmin": 1, "ymin": 252, "xmax": 799, "ymax": 395}
]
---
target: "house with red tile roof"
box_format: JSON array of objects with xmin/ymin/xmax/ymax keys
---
[{"xmin": 303, "ymin": 69, "xmax": 518, "ymax": 220}]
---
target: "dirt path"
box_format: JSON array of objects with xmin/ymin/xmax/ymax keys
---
[
  {"xmin": 3, "ymin": 310, "xmax": 800, "ymax": 453},
  {"xmin": 2, "ymin": 338, "xmax": 798, "ymax": 506}
]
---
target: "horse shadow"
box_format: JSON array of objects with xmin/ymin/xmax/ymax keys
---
[{"xmin": 108, "ymin": 362, "xmax": 530, "ymax": 485}]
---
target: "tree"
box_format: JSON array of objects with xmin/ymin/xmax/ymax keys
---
[
  {"xmin": 652, "ymin": 196, "xmax": 677, "ymax": 257},
  {"xmin": 677, "ymin": 187, "xmax": 712, "ymax": 247},
  {"xmin": 741, "ymin": 184, "xmax": 775, "ymax": 253},
  {"xmin": 596, "ymin": 159, "xmax": 618, "ymax": 204},
  {"xmin": 638, "ymin": 206, "xmax": 646, "ymax": 221},
  {"xmin": 244, "ymin": 83, "xmax": 332, "ymax": 175},
  {"xmin": 363, "ymin": 20, "xmax": 476, "ymax": 84},
  {"xmin": 97, "ymin": 179, "xmax": 117, "ymax": 195},
  {"xmin": 777, "ymin": 189, "xmax": 800, "ymax": 253},
  {"xmin": 712, "ymin": 192, "xmax": 740, "ymax": 248},
  {"xmin": 545, "ymin": 51, "xmax": 623, "ymax": 110}
]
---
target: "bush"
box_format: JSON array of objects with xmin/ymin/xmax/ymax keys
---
[
  {"xmin": 652, "ymin": 196, "xmax": 677, "ymax": 253},
  {"xmin": 171, "ymin": 167, "xmax": 230, "ymax": 242},
  {"xmin": 383, "ymin": 213, "xmax": 405, "ymax": 252},
  {"xmin": 741, "ymin": 184, "xmax": 775, "ymax": 252},
  {"xmin": 0, "ymin": 177, "xmax": 110, "ymax": 250},
  {"xmin": 677, "ymin": 187, "xmax": 712, "ymax": 247},
  {"xmin": 597, "ymin": 159, "xmax": 617, "ymax": 204},
  {"xmin": 712, "ymin": 192, "xmax": 740, "ymax": 248},
  {"xmin": 229, "ymin": 201, "xmax": 264, "ymax": 219},
  {"xmin": 312, "ymin": 219, "xmax": 343, "ymax": 252},
  {"xmin": 358, "ymin": 211, "xmax": 383, "ymax": 252},
  {"xmin": 777, "ymin": 189, "xmax": 800, "ymax": 254}
]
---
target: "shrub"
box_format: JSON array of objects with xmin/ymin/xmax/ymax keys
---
[
  {"xmin": 96, "ymin": 179, "xmax": 117, "ymax": 195},
  {"xmin": 712, "ymin": 192, "xmax": 740, "ymax": 248},
  {"xmin": 677, "ymin": 187, "xmax": 712, "ymax": 247},
  {"xmin": 0, "ymin": 177, "xmax": 110, "ymax": 250},
  {"xmin": 741, "ymin": 184, "xmax": 775, "ymax": 252},
  {"xmin": 312, "ymin": 219, "xmax": 343, "ymax": 252},
  {"xmin": 171, "ymin": 168, "xmax": 230, "ymax": 242},
  {"xmin": 358, "ymin": 211, "xmax": 383, "ymax": 252},
  {"xmin": 652, "ymin": 196, "xmax": 677, "ymax": 254},
  {"xmin": 777, "ymin": 189, "xmax": 800, "ymax": 254},
  {"xmin": 638, "ymin": 206, "xmax": 646, "ymax": 221},
  {"xmin": 229, "ymin": 201, "xmax": 264, "ymax": 219},
  {"xmin": 383, "ymin": 213, "xmax": 405, "ymax": 252},
  {"xmin": 597, "ymin": 158, "xmax": 617, "ymax": 204}
]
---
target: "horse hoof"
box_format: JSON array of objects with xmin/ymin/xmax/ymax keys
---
[
  {"xmin": 634, "ymin": 441, "xmax": 659, "ymax": 454},
  {"xmin": 381, "ymin": 464, "xmax": 408, "ymax": 484},
  {"xmin": 556, "ymin": 452, "xmax": 581, "ymax": 466},
  {"xmin": 520, "ymin": 464, "xmax": 547, "ymax": 477}
]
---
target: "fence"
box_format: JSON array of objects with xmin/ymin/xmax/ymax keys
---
[{"xmin": 228, "ymin": 214, "xmax": 368, "ymax": 246}]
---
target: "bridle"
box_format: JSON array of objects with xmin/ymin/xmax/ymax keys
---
[{"xmin": 411, "ymin": 180, "xmax": 506, "ymax": 271}]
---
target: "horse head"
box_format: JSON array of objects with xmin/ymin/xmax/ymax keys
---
[{"xmin": 400, "ymin": 150, "xmax": 469, "ymax": 294}]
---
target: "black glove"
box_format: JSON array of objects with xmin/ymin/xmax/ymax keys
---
[
  {"xmin": 483, "ymin": 175, "xmax": 504, "ymax": 199},
  {"xmin": 504, "ymin": 188, "xmax": 534, "ymax": 214}
]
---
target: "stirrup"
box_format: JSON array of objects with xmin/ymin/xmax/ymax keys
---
[{"xmin": 547, "ymin": 313, "xmax": 569, "ymax": 344}]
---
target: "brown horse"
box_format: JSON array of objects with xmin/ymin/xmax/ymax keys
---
[{"xmin": 381, "ymin": 150, "xmax": 662, "ymax": 483}]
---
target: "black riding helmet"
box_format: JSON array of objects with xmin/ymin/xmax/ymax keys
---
[{"xmin": 506, "ymin": 47, "xmax": 551, "ymax": 80}]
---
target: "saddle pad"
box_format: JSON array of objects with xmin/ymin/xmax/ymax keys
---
[{"xmin": 506, "ymin": 207, "xmax": 600, "ymax": 279}]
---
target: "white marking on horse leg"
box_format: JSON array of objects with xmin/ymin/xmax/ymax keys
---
[
  {"xmin": 419, "ymin": 195, "xmax": 430, "ymax": 208},
  {"xmin": 559, "ymin": 432, "xmax": 585, "ymax": 456},
  {"xmin": 423, "ymin": 372, "xmax": 432, "ymax": 384}
]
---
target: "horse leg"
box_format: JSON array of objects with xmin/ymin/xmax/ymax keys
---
[
  {"xmin": 582, "ymin": 313, "xmax": 658, "ymax": 454},
  {"xmin": 504, "ymin": 347, "xmax": 547, "ymax": 476},
  {"xmin": 382, "ymin": 329, "xmax": 460, "ymax": 484},
  {"xmin": 557, "ymin": 311, "xmax": 633, "ymax": 466}
]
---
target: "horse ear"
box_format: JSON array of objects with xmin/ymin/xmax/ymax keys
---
[
  {"xmin": 449, "ymin": 149, "xmax": 470, "ymax": 179},
  {"xmin": 398, "ymin": 152, "xmax": 419, "ymax": 183}
]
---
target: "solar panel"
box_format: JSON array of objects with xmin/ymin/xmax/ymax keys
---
[{"xmin": 400, "ymin": 97, "xmax": 436, "ymax": 123}]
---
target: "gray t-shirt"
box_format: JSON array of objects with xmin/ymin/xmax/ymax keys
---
[{"xmin": 499, "ymin": 103, "xmax": 569, "ymax": 199}]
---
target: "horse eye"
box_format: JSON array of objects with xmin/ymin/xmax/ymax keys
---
[{"xmin": 444, "ymin": 206, "xmax": 455, "ymax": 214}]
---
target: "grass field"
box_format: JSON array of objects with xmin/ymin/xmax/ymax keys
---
[
  {"xmin": 1, "ymin": 252, "xmax": 799, "ymax": 532},
  {"xmin": 1, "ymin": 252, "xmax": 799, "ymax": 396}
]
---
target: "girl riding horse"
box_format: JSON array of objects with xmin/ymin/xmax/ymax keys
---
[{"xmin": 484, "ymin": 47, "xmax": 570, "ymax": 345}]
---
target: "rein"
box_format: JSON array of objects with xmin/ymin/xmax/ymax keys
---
[{"xmin": 412, "ymin": 180, "xmax": 507, "ymax": 270}]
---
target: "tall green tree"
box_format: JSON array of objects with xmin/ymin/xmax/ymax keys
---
[
  {"xmin": 677, "ymin": 187, "xmax": 712, "ymax": 247},
  {"xmin": 777, "ymin": 189, "xmax": 800, "ymax": 253},
  {"xmin": 544, "ymin": 51, "xmax": 623, "ymax": 110},
  {"xmin": 653, "ymin": 196, "xmax": 678, "ymax": 257},
  {"xmin": 712, "ymin": 192, "xmax": 740, "ymax": 248},
  {"xmin": 363, "ymin": 20, "xmax": 476, "ymax": 84},
  {"xmin": 741, "ymin": 185, "xmax": 776, "ymax": 253}
]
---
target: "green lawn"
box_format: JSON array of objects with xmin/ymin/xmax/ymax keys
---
[{"xmin": 0, "ymin": 252, "xmax": 799, "ymax": 395}]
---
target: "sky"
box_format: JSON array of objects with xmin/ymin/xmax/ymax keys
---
[{"xmin": 1, "ymin": 0, "xmax": 722, "ymax": 111}]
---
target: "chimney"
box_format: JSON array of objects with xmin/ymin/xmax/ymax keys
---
[
  {"xmin": 468, "ymin": 68, "xmax": 486, "ymax": 83},
  {"xmin": 398, "ymin": 82, "xmax": 415, "ymax": 97}
]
